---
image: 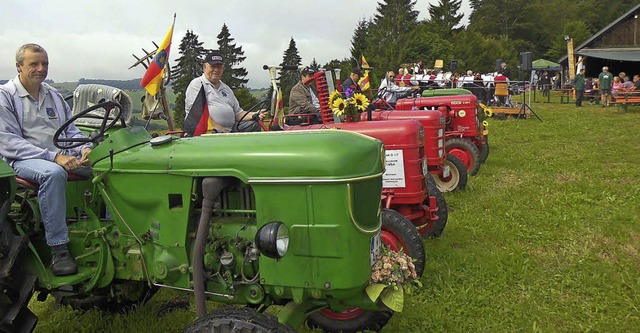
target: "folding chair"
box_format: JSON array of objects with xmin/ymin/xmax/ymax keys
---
[{"xmin": 494, "ymin": 82, "xmax": 510, "ymax": 107}]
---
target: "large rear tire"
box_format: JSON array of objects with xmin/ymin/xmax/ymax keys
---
[
  {"xmin": 306, "ymin": 209, "xmax": 425, "ymax": 333},
  {"xmin": 446, "ymin": 137, "xmax": 481, "ymax": 176},
  {"xmin": 434, "ymin": 154, "xmax": 468, "ymax": 192},
  {"xmin": 422, "ymin": 174, "xmax": 449, "ymax": 238},
  {"xmin": 183, "ymin": 306, "xmax": 296, "ymax": 333},
  {"xmin": 0, "ymin": 184, "xmax": 38, "ymax": 333}
]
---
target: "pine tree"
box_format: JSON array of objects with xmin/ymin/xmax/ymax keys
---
[
  {"xmin": 279, "ymin": 38, "xmax": 302, "ymax": 107},
  {"xmin": 171, "ymin": 30, "xmax": 207, "ymax": 129},
  {"xmin": 309, "ymin": 58, "xmax": 320, "ymax": 71},
  {"xmin": 427, "ymin": 0, "xmax": 464, "ymax": 39},
  {"xmin": 367, "ymin": 0, "xmax": 420, "ymax": 79},
  {"xmin": 350, "ymin": 19, "xmax": 371, "ymax": 61},
  {"xmin": 217, "ymin": 23, "xmax": 249, "ymax": 89}
]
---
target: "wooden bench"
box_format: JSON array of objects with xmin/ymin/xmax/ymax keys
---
[{"xmin": 610, "ymin": 92, "xmax": 640, "ymax": 111}]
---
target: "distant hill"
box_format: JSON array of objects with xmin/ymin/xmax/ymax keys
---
[{"xmin": 78, "ymin": 78, "xmax": 145, "ymax": 91}]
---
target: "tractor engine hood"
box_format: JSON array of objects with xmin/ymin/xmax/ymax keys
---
[{"xmin": 91, "ymin": 127, "xmax": 384, "ymax": 182}]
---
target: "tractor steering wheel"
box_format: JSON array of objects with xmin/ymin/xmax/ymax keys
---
[
  {"xmin": 53, "ymin": 101, "xmax": 125, "ymax": 149},
  {"xmin": 246, "ymin": 99, "xmax": 272, "ymax": 130}
]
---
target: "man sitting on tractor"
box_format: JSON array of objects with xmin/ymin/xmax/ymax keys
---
[
  {"xmin": 341, "ymin": 67, "xmax": 363, "ymax": 93},
  {"xmin": 287, "ymin": 67, "xmax": 321, "ymax": 123},
  {"xmin": 378, "ymin": 71, "xmax": 419, "ymax": 107},
  {"xmin": 0, "ymin": 43, "xmax": 92, "ymax": 276}
]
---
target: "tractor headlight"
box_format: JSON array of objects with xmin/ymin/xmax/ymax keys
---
[{"xmin": 255, "ymin": 222, "xmax": 289, "ymax": 259}]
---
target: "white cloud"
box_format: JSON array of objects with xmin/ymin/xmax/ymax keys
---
[{"xmin": 0, "ymin": 0, "xmax": 471, "ymax": 89}]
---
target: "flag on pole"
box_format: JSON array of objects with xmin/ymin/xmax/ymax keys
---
[
  {"xmin": 358, "ymin": 55, "xmax": 371, "ymax": 92},
  {"xmin": 275, "ymin": 87, "xmax": 284, "ymax": 126},
  {"xmin": 141, "ymin": 17, "xmax": 175, "ymax": 96}
]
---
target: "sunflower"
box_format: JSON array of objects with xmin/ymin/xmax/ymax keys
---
[
  {"xmin": 328, "ymin": 90, "xmax": 341, "ymax": 106},
  {"xmin": 479, "ymin": 103, "xmax": 493, "ymax": 117},
  {"xmin": 331, "ymin": 97, "xmax": 347, "ymax": 116},
  {"xmin": 352, "ymin": 93, "xmax": 370, "ymax": 112}
]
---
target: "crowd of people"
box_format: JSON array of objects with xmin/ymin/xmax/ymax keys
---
[
  {"xmin": 375, "ymin": 61, "xmax": 517, "ymax": 107},
  {"xmin": 571, "ymin": 67, "xmax": 640, "ymax": 108}
]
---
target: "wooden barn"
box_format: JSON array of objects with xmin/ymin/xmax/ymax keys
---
[{"xmin": 559, "ymin": 4, "xmax": 640, "ymax": 81}]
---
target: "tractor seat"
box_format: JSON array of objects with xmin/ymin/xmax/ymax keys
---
[{"xmin": 16, "ymin": 173, "xmax": 88, "ymax": 191}]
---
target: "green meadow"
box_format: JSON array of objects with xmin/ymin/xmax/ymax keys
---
[{"xmin": 31, "ymin": 98, "xmax": 640, "ymax": 332}]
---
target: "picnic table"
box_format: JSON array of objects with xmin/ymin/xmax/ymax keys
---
[
  {"xmin": 555, "ymin": 88, "xmax": 574, "ymax": 104},
  {"xmin": 610, "ymin": 91, "xmax": 640, "ymax": 112}
]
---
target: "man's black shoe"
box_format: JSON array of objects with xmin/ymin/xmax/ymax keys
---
[{"xmin": 51, "ymin": 249, "xmax": 78, "ymax": 276}]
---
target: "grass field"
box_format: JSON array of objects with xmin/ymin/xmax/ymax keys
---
[{"xmin": 30, "ymin": 98, "xmax": 640, "ymax": 332}]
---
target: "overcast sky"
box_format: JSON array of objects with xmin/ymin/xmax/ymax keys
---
[{"xmin": 0, "ymin": 0, "xmax": 471, "ymax": 88}]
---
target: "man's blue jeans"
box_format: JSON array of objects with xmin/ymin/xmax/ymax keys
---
[{"xmin": 12, "ymin": 159, "xmax": 90, "ymax": 247}]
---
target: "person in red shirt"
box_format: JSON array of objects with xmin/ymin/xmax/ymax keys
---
[
  {"xmin": 493, "ymin": 71, "xmax": 511, "ymax": 106},
  {"xmin": 395, "ymin": 68, "xmax": 406, "ymax": 87}
]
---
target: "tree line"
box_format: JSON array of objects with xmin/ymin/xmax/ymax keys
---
[{"xmin": 170, "ymin": 0, "xmax": 637, "ymax": 128}]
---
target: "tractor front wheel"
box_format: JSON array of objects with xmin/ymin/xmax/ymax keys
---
[
  {"xmin": 478, "ymin": 136, "xmax": 490, "ymax": 163},
  {"xmin": 446, "ymin": 137, "xmax": 481, "ymax": 176},
  {"xmin": 422, "ymin": 174, "xmax": 449, "ymax": 238},
  {"xmin": 183, "ymin": 306, "xmax": 296, "ymax": 333},
  {"xmin": 434, "ymin": 154, "xmax": 468, "ymax": 192},
  {"xmin": 380, "ymin": 208, "xmax": 425, "ymax": 276},
  {"xmin": 305, "ymin": 209, "xmax": 425, "ymax": 333}
]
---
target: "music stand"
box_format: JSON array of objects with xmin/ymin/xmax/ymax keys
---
[{"xmin": 518, "ymin": 75, "xmax": 542, "ymax": 122}]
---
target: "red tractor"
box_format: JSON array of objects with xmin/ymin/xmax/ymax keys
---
[
  {"xmin": 394, "ymin": 93, "xmax": 489, "ymax": 176},
  {"xmin": 263, "ymin": 65, "xmax": 448, "ymax": 238},
  {"xmin": 332, "ymin": 69, "xmax": 468, "ymax": 193},
  {"xmin": 361, "ymin": 108, "xmax": 468, "ymax": 193},
  {"xmin": 331, "ymin": 72, "xmax": 468, "ymax": 192}
]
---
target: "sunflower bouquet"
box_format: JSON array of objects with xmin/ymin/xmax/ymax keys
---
[
  {"xmin": 328, "ymin": 88, "xmax": 370, "ymax": 122},
  {"xmin": 365, "ymin": 244, "xmax": 422, "ymax": 312}
]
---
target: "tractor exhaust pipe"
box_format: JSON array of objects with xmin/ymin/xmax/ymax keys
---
[{"xmin": 193, "ymin": 177, "xmax": 229, "ymax": 318}]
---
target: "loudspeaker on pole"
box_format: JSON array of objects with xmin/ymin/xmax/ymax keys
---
[
  {"xmin": 519, "ymin": 52, "xmax": 532, "ymax": 71},
  {"xmin": 450, "ymin": 60, "xmax": 458, "ymax": 71}
]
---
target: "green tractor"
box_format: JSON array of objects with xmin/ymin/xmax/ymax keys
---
[{"xmin": 0, "ymin": 99, "xmax": 425, "ymax": 332}]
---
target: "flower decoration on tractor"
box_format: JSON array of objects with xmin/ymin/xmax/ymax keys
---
[
  {"xmin": 329, "ymin": 88, "xmax": 370, "ymax": 121},
  {"xmin": 366, "ymin": 244, "xmax": 422, "ymax": 312}
]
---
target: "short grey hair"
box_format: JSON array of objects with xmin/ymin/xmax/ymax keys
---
[
  {"xmin": 16, "ymin": 43, "xmax": 46, "ymax": 64},
  {"xmin": 602, "ymin": 66, "xmax": 609, "ymax": 71}
]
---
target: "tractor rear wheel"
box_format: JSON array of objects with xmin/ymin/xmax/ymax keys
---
[
  {"xmin": 0, "ymin": 186, "xmax": 38, "ymax": 333},
  {"xmin": 183, "ymin": 306, "xmax": 296, "ymax": 333},
  {"xmin": 422, "ymin": 173, "xmax": 449, "ymax": 238},
  {"xmin": 478, "ymin": 136, "xmax": 490, "ymax": 163},
  {"xmin": 446, "ymin": 137, "xmax": 481, "ymax": 176},
  {"xmin": 306, "ymin": 209, "xmax": 425, "ymax": 333},
  {"xmin": 434, "ymin": 154, "xmax": 468, "ymax": 192}
]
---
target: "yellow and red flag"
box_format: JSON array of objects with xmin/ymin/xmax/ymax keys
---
[
  {"xmin": 358, "ymin": 55, "xmax": 371, "ymax": 92},
  {"xmin": 140, "ymin": 17, "xmax": 175, "ymax": 96}
]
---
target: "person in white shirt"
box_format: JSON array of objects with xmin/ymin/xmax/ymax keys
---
[{"xmin": 378, "ymin": 71, "xmax": 419, "ymax": 106}]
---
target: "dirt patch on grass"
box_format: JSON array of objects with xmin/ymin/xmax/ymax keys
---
[
  {"xmin": 557, "ymin": 172, "xmax": 579, "ymax": 183},
  {"xmin": 492, "ymin": 170, "xmax": 526, "ymax": 189}
]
